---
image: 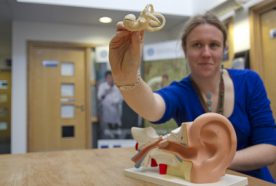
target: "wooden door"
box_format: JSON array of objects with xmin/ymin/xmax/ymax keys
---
[
  {"xmin": 250, "ymin": 1, "xmax": 276, "ymax": 179},
  {"xmin": 260, "ymin": 7, "xmax": 276, "ymax": 180},
  {"xmin": 250, "ymin": 1, "xmax": 276, "ymax": 117},
  {"xmin": 0, "ymin": 70, "xmax": 11, "ymax": 142},
  {"xmin": 28, "ymin": 42, "xmax": 92, "ymax": 152},
  {"xmin": 260, "ymin": 8, "xmax": 276, "ymax": 119}
]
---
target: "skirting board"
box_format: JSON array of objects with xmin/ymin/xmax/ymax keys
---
[{"xmin": 124, "ymin": 167, "xmax": 248, "ymax": 186}]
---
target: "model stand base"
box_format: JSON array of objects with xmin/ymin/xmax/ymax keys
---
[{"xmin": 124, "ymin": 167, "xmax": 248, "ymax": 186}]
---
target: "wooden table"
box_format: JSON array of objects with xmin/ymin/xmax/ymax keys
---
[{"xmin": 0, "ymin": 148, "xmax": 274, "ymax": 186}]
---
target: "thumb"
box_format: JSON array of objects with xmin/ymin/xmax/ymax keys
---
[{"xmin": 131, "ymin": 31, "xmax": 144, "ymax": 54}]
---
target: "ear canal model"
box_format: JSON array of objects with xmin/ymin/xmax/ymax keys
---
[{"xmin": 187, "ymin": 113, "xmax": 237, "ymax": 183}]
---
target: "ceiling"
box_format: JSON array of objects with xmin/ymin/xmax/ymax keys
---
[{"xmin": 0, "ymin": 0, "xmax": 189, "ymax": 32}]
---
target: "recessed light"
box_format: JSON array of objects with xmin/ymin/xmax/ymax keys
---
[{"xmin": 99, "ymin": 17, "xmax": 112, "ymax": 23}]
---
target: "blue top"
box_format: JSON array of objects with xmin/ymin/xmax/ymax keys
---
[{"xmin": 154, "ymin": 69, "xmax": 276, "ymax": 183}]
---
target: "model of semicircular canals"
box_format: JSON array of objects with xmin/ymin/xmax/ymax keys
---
[{"xmin": 123, "ymin": 4, "xmax": 166, "ymax": 32}]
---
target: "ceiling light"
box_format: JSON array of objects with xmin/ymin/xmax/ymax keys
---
[{"xmin": 99, "ymin": 17, "xmax": 112, "ymax": 24}]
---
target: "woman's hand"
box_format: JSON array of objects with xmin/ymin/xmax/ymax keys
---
[{"xmin": 109, "ymin": 21, "xmax": 144, "ymax": 85}]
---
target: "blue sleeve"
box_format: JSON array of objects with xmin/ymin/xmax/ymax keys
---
[
  {"xmin": 153, "ymin": 79, "xmax": 202, "ymax": 125},
  {"xmin": 153, "ymin": 84, "xmax": 180, "ymax": 124},
  {"xmin": 246, "ymin": 71, "xmax": 276, "ymax": 146}
]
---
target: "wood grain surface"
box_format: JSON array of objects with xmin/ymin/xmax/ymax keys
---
[{"xmin": 0, "ymin": 148, "xmax": 274, "ymax": 186}]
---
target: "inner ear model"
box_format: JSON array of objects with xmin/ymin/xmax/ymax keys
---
[{"xmin": 131, "ymin": 113, "xmax": 237, "ymax": 183}]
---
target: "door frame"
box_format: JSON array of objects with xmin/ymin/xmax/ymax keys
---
[
  {"xmin": 249, "ymin": 0, "xmax": 276, "ymax": 76},
  {"xmin": 27, "ymin": 41, "xmax": 95, "ymax": 151}
]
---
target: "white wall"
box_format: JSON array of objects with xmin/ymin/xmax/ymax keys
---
[
  {"xmin": 11, "ymin": 21, "xmax": 171, "ymax": 153},
  {"xmin": 18, "ymin": 0, "xmax": 230, "ymax": 16},
  {"xmin": 233, "ymin": 9, "xmax": 250, "ymax": 53},
  {"xmin": 192, "ymin": 0, "xmax": 227, "ymax": 13}
]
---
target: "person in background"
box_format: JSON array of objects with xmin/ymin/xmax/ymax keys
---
[
  {"xmin": 109, "ymin": 12, "xmax": 276, "ymax": 183},
  {"xmin": 97, "ymin": 70, "xmax": 123, "ymax": 139}
]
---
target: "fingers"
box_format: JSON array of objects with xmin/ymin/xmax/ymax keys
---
[
  {"xmin": 116, "ymin": 21, "xmax": 144, "ymax": 38},
  {"xmin": 110, "ymin": 23, "xmax": 144, "ymax": 50},
  {"xmin": 130, "ymin": 31, "xmax": 144, "ymax": 58},
  {"xmin": 116, "ymin": 21, "xmax": 127, "ymax": 31},
  {"xmin": 131, "ymin": 32, "xmax": 142, "ymax": 44},
  {"xmin": 109, "ymin": 21, "xmax": 131, "ymax": 49},
  {"xmin": 109, "ymin": 31, "xmax": 130, "ymax": 49}
]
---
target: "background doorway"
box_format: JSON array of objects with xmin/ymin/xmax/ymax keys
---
[{"xmin": 28, "ymin": 41, "xmax": 93, "ymax": 152}]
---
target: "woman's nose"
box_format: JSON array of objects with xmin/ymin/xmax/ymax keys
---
[{"xmin": 202, "ymin": 46, "xmax": 211, "ymax": 57}]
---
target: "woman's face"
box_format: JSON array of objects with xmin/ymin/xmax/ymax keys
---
[{"xmin": 184, "ymin": 24, "xmax": 224, "ymax": 79}]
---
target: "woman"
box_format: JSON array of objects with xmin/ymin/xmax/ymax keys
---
[{"xmin": 109, "ymin": 12, "xmax": 276, "ymax": 183}]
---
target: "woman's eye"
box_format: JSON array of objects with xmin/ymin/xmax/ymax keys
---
[
  {"xmin": 210, "ymin": 43, "xmax": 220, "ymax": 49},
  {"xmin": 192, "ymin": 43, "xmax": 202, "ymax": 48}
]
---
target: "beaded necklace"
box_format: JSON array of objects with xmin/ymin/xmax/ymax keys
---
[{"xmin": 190, "ymin": 72, "xmax": 224, "ymax": 115}]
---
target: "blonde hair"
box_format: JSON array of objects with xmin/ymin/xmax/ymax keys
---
[{"xmin": 181, "ymin": 12, "xmax": 227, "ymax": 51}]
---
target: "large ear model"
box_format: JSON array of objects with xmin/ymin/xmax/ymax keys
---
[
  {"xmin": 156, "ymin": 113, "xmax": 237, "ymax": 183},
  {"xmin": 187, "ymin": 113, "xmax": 237, "ymax": 183},
  {"xmin": 130, "ymin": 113, "xmax": 237, "ymax": 183}
]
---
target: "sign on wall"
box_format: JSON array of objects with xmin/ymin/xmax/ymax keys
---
[
  {"xmin": 143, "ymin": 40, "xmax": 184, "ymax": 61},
  {"xmin": 95, "ymin": 46, "xmax": 109, "ymax": 63}
]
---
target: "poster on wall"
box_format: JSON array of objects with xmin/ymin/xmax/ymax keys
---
[
  {"xmin": 94, "ymin": 46, "xmax": 140, "ymax": 148},
  {"xmin": 143, "ymin": 40, "xmax": 189, "ymax": 135},
  {"xmin": 143, "ymin": 58, "xmax": 189, "ymax": 135}
]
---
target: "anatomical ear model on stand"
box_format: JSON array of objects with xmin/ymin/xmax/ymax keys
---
[{"xmin": 130, "ymin": 113, "xmax": 237, "ymax": 184}]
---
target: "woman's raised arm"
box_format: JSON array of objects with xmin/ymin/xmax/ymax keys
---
[{"xmin": 109, "ymin": 22, "xmax": 165, "ymax": 121}]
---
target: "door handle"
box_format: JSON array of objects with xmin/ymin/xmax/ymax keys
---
[
  {"xmin": 75, "ymin": 104, "xmax": 85, "ymax": 112},
  {"xmin": 60, "ymin": 98, "xmax": 76, "ymax": 103}
]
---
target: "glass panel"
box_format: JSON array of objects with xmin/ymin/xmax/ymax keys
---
[
  {"xmin": 62, "ymin": 125, "xmax": 75, "ymax": 138},
  {"xmin": 61, "ymin": 63, "xmax": 74, "ymax": 76},
  {"xmin": 61, "ymin": 84, "xmax": 74, "ymax": 97},
  {"xmin": 0, "ymin": 80, "xmax": 8, "ymax": 89},
  {"xmin": 61, "ymin": 105, "xmax": 75, "ymax": 118},
  {"xmin": 0, "ymin": 94, "xmax": 8, "ymax": 103},
  {"xmin": 0, "ymin": 122, "xmax": 8, "ymax": 130},
  {"xmin": 0, "ymin": 107, "xmax": 8, "ymax": 117}
]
